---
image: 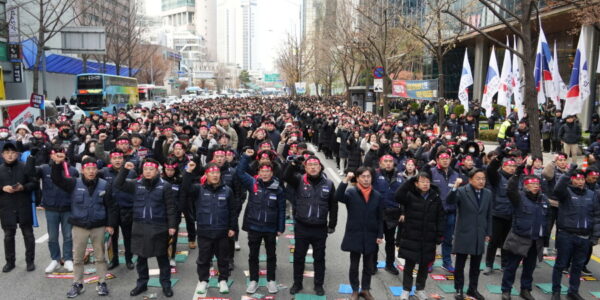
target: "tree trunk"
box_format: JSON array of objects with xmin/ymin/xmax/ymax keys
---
[
  {"xmin": 345, "ymin": 89, "xmax": 351, "ymax": 106},
  {"xmin": 521, "ymin": 17, "xmax": 542, "ymax": 157},
  {"xmin": 437, "ymin": 55, "xmax": 446, "ymax": 126},
  {"xmin": 383, "ymin": 75, "xmax": 392, "ymax": 116},
  {"xmin": 32, "ymin": 46, "xmax": 43, "ymax": 94}
]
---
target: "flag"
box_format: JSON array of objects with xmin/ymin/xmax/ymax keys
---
[
  {"xmin": 534, "ymin": 22, "xmax": 553, "ymax": 104},
  {"xmin": 497, "ymin": 37, "xmax": 512, "ymax": 116},
  {"xmin": 563, "ymin": 28, "xmax": 590, "ymax": 117},
  {"xmin": 550, "ymin": 41, "xmax": 567, "ymax": 109},
  {"xmin": 458, "ymin": 49, "xmax": 473, "ymax": 111},
  {"xmin": 512, "ymin": 36, "xmax": 525, "ymax": 121},
  {"xmin": 482, "ymin": 46, "xmax": 500, "ymax": 117}
]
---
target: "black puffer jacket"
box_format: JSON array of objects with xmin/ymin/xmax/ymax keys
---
[{"xmin": 395, "ymin": 178, "xmax": 446, "ymax": 263}]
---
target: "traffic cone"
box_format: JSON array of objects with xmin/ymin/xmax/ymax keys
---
[{"xmin": 582, "ymin": 156, "xmax": 588, "ymax": 171}]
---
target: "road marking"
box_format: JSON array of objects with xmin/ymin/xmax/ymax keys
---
[
  {"xmin": 592, "ymin": 255, "xmax": 600, "ymax": 264},
  {"xmin": 35, "ymin": 233, "xmax": 49, "ymax": 244}
]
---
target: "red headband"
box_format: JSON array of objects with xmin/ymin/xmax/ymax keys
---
[
  {"xmin": 225, "ymin": 151, "xmax": 234, "ymax": 156},
  {"xmin": 205, "ymin": 166, "xmax": 220, "ymax": 173},
  {"xmin": 380, "ymin": 155, "xmax": 394, "ymax": 162},
  {"xmin": 438, "ymin": 153, "xmax": 450, "ymax": 159},
  {"xmin": 259, "ymin": 165, "xmax": 273, "ymax": 171},
  {"xmin": 213, "ymin": 150, "xmax": 226, "ymax": 156},
  {"xmin": 503, "ymin": 160, "xmax": 517, "ymax": 166},
  {"xmin": 462, "ymin": 155, "xmax": 473, "ymax": 161},
  {"xmin": 0, "ymin": 128, "xmax": 8, "ymax": 132},
  {"xmin": 556, "ymin": 154, "xmax": 566, "ymax": 160},
  {"xmin": 116, "ymin": 140, "xmax": 130, "ymax": 145},
  {"xmin": 163, "ymin": 163, "xmax": 178, "ymax": 169},
  {"xmin": 523, "ymin": 178, "xmax": 540, "ymax": 185},
  {"xmin": 392, "ymin": 142, "xmax": 401, "ymax": 147},
  {"xmin": 110, "ymin": 152, "xmax": 124, "ymax": 158},
  {"xmin": 261, "ymin": 153, "xmax": 270, "ymax": 159},
  {"xmin": 162, "ymin": 128, "xmax": 173, "ymax": 132},
  {"xmin": 143, "ymin": 162, "xmax": 159, "ymax": 169},
  {"xmin": 82, "ymin": 162, "xmax": 97, "ymax": 169},
  {"xmin": 33, "ymin": 130, "xmax": 44, "ymax": 135},
  {"xmin": 571, "ymin": 174, "xmax": 585, "ymax": 180},
  {"xmin": 173, "ymin": 143, "xmax": 184, "ymax": 149},
  {"xmin": 305, "ymin": 158, "xmax": 320, "ymax": 165},
  {"xmin": 588, "ymin": 171, "xmax": 600, "ymax": 177}
]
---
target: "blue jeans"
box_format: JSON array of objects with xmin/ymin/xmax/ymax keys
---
[
  {"xmin": 442, "ymin": 212, "xmax": 456, "ymax": 266},
  {"xmin": 552, "ymin": 230, "xmax": 591, "ymax": 293},
  {"xmin": 45, "ymin": 210, "xmax": 73, "ymax": 261},
  {"xmin": 502, "ymin": 243, "xmax": 538, "ymax": 292}
]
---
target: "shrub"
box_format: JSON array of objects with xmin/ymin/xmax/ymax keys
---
[
  {"xmin": 479, "ymin": 129, "xmax": 499, "ymax": 142},
  {"xmin": 453, "ymin": 104, "xmax": 465, "ymax": 116}
]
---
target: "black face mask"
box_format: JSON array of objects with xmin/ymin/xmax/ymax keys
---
[{"xmin": 62, "ymin": 129, "xmax": 71, "ymax": 135}]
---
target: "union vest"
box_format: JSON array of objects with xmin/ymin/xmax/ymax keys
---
[
  {"xmin": 69, "ymin": 179, "xmax": 108, "ymax": 227},
  {"xmin": 294, "ymin": 175, "xmax": 334, "ymax": 225},
  {"xmin": 195, "ymin": 184, "xmax": 233, "ymax": 230},
  {"xmin": 430, "ymin": 167, "xmax": 459, "ymax": 212},
  {"xmin": 557, "ymin": 188, "xmax": 597, "ymax": 235},
  {"xmin": 40, "ymin": 164, "xmax": 76, "ymax": 209},
  {"xmin": 492, "ymin": 174, "xmax": 513, "ymax": 219},
  {"xmin": 373, "ymin": 170, "xmax": 404, "ymax": 208},
  {"xmin": 132, "ymin": 178, "xmax": 169, "ymax": 224},
  {"xmin": 512, "ymin": 190, "xmax": 548, "ymax": 239},
  {"xmin": 100, "ymin": 168, "xmax": 135, "ymax": 208},
  {"xmin": 243, "ymin": 179, "xmax": 282, "ymax": 231}
]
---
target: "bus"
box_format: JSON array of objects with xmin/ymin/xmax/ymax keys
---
[
  {"xmin": 75, "ymin": 73, "xmax": 139, "ymax": 114},
  {"xmin": 138, "ymin": 84, "xmax": 168, "ymax": 101}
]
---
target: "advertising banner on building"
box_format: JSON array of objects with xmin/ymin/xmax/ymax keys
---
[
  {"xmin": 295, "ymin": 82, "xmax": 306, "ymax": 95},
  {"xmin": 391, "ymin": 79, "xmax": 438, "ymax": 101}
]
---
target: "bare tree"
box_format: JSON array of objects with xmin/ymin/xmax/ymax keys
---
[
  {"xmin": 354, "ymin": 0, "xmax": 420, "ymax": 116},
  {"xmin": 123, "ymin": 0, "xmax": 146, "ymax": 77},
  {"xmin": 134, "ymin": 45, "xmax": 171, "ymax": 84},
  {"xmin": 443, "ymin": 0, "xmax": 545, "ymax": 156},
  {"xmin": 276, "ymin": 32, "xmax": 314, "ymax": 97},
  {"xmin": 214, "ymin": 63, "xmax": 230, "ymax": 92},
  {"xmin": 399, "ymin": 0, "xmax": 469, "ymax": 124},
  {"xmin": 551, "ymin": 0, "xmax": 600, "ymax": 30},
  {"xmin": 16, "ymin": 0, "xmax": 92, "ymax": 95}
]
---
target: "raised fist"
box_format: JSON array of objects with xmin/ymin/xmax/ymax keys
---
[
  {"xmin": 245, "ymin": 149, "xmax": 255, "ymax": 157},
  {"xmin": 124, "ymin": 162, "xmax": 135, "ymax": 170},
  {"xmin": 186, "ymin": 161, "xmax": 196, "ymax": 173}
]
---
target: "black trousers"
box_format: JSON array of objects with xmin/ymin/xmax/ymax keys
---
[
  {"xmin": 136, "ymin": 255, "xmax": 171, "ymax": 288},
  {"xmin": 4, "ymin": 225, "xmax": 35, "ymax": 264},
  {"xmin": 485, "ymin": 216, "xmax": 511, "ymax": 268},
  {"xmin": 551, "ymin": 140, "xmax": 562, "ymax": 153},
  {"xmin": 373, "ymin": 223, "xmax": 397, "ymax": 267},
  {"xmin": 182, "ymin": 209, "xmax": 196, "ymax": 242},
  {"xmin": 170, "ymin": 215, "xmax": 182, "ymax": 259},
  {"xmin": 196, "ymin": 235, "xmax": 230, "ymax": 282},
  {"xmin": 110, "ymin": 208, "xmax": 133, "ymax": 263},
  {"xmin": 543, "ymin": 138, "xmax": 551, "ymax": 153},
  {"xmin": 248, "ymin": 231, "xmax": 277, "ymax": 281},
  {"xmin": 544, "ymin": 207, "xmax": 559, "ymax": 247},
  {"xmin": 403, "ymin": 258, "xmax": 430, "ymax": 291},
  {"xmin": 455, "ymin": 253, "xmax": 483, "ymax": 293},
  {"xmin": 293, "ymin": 224, "xmax": 327, "ymax": 286},
  {"xmin": 349, "ymin": 252, "xmax": 375, "ymax": 291}
]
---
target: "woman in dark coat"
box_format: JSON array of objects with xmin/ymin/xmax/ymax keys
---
[
  {"xmin": 395, "ymin": 172, "xmax": 445, "ymax": 300},
  {"xmin": 335, "ymin": 167, "xmax": 384, "ymax": 300},
  {"xmin": 346, "ymin": 130, "xmax": 363, "ymax": 173}
]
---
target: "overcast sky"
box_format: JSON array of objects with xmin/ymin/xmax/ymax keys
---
[{"xmin": 144, "ymin": 0, "xmax": 301, "ymax": 72}]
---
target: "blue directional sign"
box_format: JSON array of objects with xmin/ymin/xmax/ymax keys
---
[{"xmin": 373, "ymin": 66, "xmax": 384, "ymax": 79}]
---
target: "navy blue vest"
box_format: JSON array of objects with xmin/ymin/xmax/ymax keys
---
[
  {"xmin": 100, "ymin": 168, "xmax": 136, "ymax": 208},
  {"xmin": 40, "ymin": 164, "xmax": 76, "ymax": 209},
  {"xmin": 493, "ymin": 174, "xmax": 514, "ymax": 219},
  {"xmin": 132, "ymin": 178, "xmax": 169, "ymax": 224},
  {"xmin": 243, "ymin": 179, "xmax": 282, "ymax": 230},
  {"xmin": 557, "ymin": 188, "xmax": 596, "ymax": 234},
  {"xmin": 512, "ymin": 191, "xmax": 548, "ymax": 239},
  {"xmin": 373, "ymin": 170, "xmax": 404, "ymax": 208},
  {"xmin": 69, "ymin": 179, "xmax": 108, "ymax": 226},
  {"xmin": 195, "ymin": 184, "xmax": 233, "ymax": 230},
  {"xmin": 430, "ymin": 167, "xmax": 459, "ymax": 212},
  {"xmin": 294, "ymin": 176, "xmax": 333, "ymax": 225}
]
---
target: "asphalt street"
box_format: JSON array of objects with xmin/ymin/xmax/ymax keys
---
[{"xmin": 1, "ymin": 143, "xmax": 600, "ymax": 300}]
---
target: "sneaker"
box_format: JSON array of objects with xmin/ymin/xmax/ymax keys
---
[
  {"xmin": 442, "ymin": 264, "xmax": 455, "ymax": 273},
  {"xmin": 96, "ymin": 282, "xmax": 109, "ymax": 296},
  {"xmin": 267, "ymin": 280, "xmax": 278, "ymax": 294},
  {"xmin": 289, "ymin": 282, "xmax": 303, "ymax": 295},
  {"xmin": 67, "ymin": 283, "xmax": 85, "ymax": 298},
  {"xmin": 246, "ymin": 280, "xmax": 258, "ymax": 294},
  {"xmin": 314, "ymin": 285, "xmax": 325, "ymax": 296},
  {"xmin": 170, "ymin": 259, "xmax": 176, "ymax": 267},
  {"xmin": 235, "ymin": 241, "xmax": 241, "ymax": 251},
  {"xmin": 543, "ymin": 247, "xmax": 549, "ymax": 256},
  {"xmin": 64, "ymin": 260, "xmax": 74, "ymax": 272},
  {"xmin": 400, "ymin": 290, "xmax": 410, "ymax": 300},
  {"xmin": 384, "ymin": 263, "xmax": 399, "ymax": 275},
  {"xmin": 415, "ymin": 290, "xmax": 428, "ymax": 300},
  {"xmin": 189, "ymin": 241, "xmax": 197, "ymax": 249},
  {"xmin": 219, "ymin": 280, "xmax": 229, "ymax": 294},
  {"xmin": 46, "ymin": 260, "xmax": 60, "ymax": 273},
  {"xmin": 196, "ymin": 281, "xmax": 208, "ymax": 294},
  {"xmin": 582, "ymin": 266, "xmax": 592, "ymax": 275},
  {"xmin": 482, "ymin": 266, "xmax": 493, "ymax": 275},
  {"xmin": 566, "ymin": 292, "xmax": 585, "ymax": 300}
]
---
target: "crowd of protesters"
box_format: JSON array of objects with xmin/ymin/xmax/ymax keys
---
[{"xmin": 0, "ymin": 95, "xmax": 598, "ymax": 300}]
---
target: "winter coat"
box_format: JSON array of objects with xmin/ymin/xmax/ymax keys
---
[
  {"xmin": 0, "ymin": 161, "xmax": 37, "ymax": 229},
  {"xmin": 337, "ymin": 129, "xmax": 351, "ymax": 159},
  {"xmin": 446, "ymin": 184, "xmax": 493, "ymax": 255},
  {"xmin": 558, "ymin": 122, "xmax": 581, "ymax": 144},
  {"xmin": 346, "ymin": 138, "xmax": 363, "ymax": 173},
  {"xmin": 395, "ymin": 178, "xmax": 445, "ymax": 263},
  {"xmin": 335, "ymin": 182, "xmax": 383, "ymax": 254}
]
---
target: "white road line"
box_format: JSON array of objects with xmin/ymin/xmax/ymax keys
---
[{"xmin": 35, "ymin": 233, "xmax": 49, "ymax": 244}]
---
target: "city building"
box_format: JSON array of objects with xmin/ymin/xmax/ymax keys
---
[
  {"xmin": 195, "ymin": 0, "xmax": 217, "ymax": 61},
  {"xmin": 216, "ymin": 0, "xmax": 257, "ymax": 72},
  {"xmin": 162, "ymin": 0, "xmax": 196, "ymax": 32}
]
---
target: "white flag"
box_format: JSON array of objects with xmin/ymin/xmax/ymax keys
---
[
  {"xmin": 497, "ymin": 37, "xmax": 512, "ymax": 116},
  {"xmin": 482, "ymin": 46, "xmax": 500, "ymax": 118},
  {"xmin": 512, "ymin": 36, "xmax": 525, "ymax": 121},
  {"xmin": 563, "ymin": 27, "xmax": 590, "ymax": 117},
  {"xmin": 550, "ymin": 41, "xmax": 567, "ymax": 109},
  {"xmin": 458, "ymin": 49, "xmax": 473, "ymax": 111}
]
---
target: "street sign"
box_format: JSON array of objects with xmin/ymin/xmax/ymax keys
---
[
  {"xmin": 264, "ymin": 73, "xmax": 280, "ymax": 82},
  {"xmin": 373, "ymin": 66, "xmax": 384, "ymax": 79},
  {"xmin": 8, "ymin": 44, "xmax": 21, "ymax": 61},
  {"xmin": 7, "ymin": 7, "xmax": 20, "ymax": 43},
  {"xmin": 30, "ymin": 93, "xmax": 44, "ymax": 109},
  {"xmin": 12, "ymin": 62, "xmax": 22, "ymax": 83},
  {"xmin": 373, "ymin": 79, "xmax": 384, "ymax": 93}
]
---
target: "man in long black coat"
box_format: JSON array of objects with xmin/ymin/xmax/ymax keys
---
[{"xmin": 0, "ymin": 142, "xmax": 37, "ymax": 272}]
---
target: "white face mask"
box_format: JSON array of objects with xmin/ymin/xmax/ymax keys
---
[
  {"xmin": 445, "ymin": 135, "xmax": 452, "ymax": 140},
  {"xmin": 398, "ymin": 123, "xmax": 403, "ymax": 127},
  {"xmin": 0, "ymin": 132, "xmax": 8, "ymax": 139},
  {"xmin": 468, "ymin": 147, "xmax": 476, "ymax": 153},
  {"xmin": 460, "ymin": 136, "xmax": 468, "ymax": 142},
  {"xmin": 426, "ymin": 132, "xmax": 433, "ymax": 137}
]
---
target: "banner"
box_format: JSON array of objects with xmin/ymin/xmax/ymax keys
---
[
  {"xmin": 391, "ymin": 80, "xmax": 438, "ymax": 101},
  {"xmin": 294, "ymin": 82, "xmax": 306, "ymax": 95},
  {"xmin": 458, "ymin": 49, "xmax": 473, "ymax": 111}
]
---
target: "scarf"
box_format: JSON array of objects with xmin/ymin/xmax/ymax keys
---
[{"xmin": 357, "ymin": 183, "xmax": 372, "ymax": 203}]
